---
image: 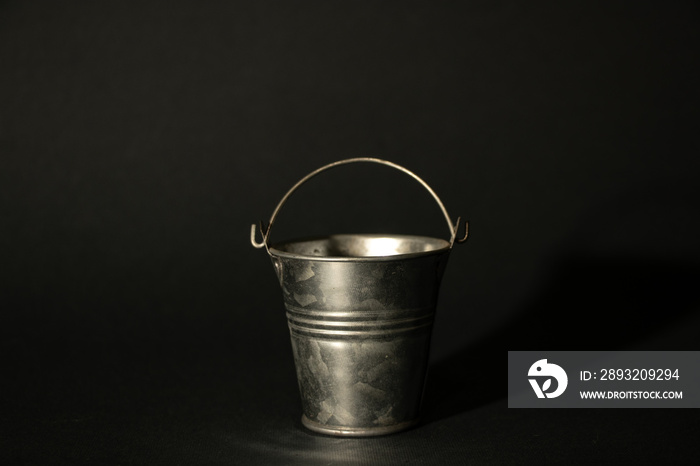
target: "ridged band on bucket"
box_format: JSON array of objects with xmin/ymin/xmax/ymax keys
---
[
  {"xmin": 251, "ymin": 158, "xmax": 467, "ymax": 437},
  {"xmin": 285, "ymin": 305, "xmax": 435, "ymax": 339}
]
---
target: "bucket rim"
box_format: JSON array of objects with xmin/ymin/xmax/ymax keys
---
[{"xmin": 268, "ymin": 233, "xmax": 452, "ymax": 262}]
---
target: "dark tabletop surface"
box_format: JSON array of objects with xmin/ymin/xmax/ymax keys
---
[{"xmin": 2, "ymin": 1, "xmax": 700, "ymax": 464}]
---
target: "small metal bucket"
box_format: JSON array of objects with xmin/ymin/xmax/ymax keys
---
[{"xmin": 251, "ymin": 158, "xmax": 468, "ymax": 436}]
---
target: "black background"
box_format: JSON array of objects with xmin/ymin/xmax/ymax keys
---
[{"xmin": 2, "ymin": 1, "xmax": 700, "ymax": 464}]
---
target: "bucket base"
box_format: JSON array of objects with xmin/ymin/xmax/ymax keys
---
[{"xmin": 301, "ymin": 415, "xmax": 420, "ymax": 437}]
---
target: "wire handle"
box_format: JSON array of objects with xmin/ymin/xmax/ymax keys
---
[{"xmin": 250, "ymin": 157, "xmax": 468, "ymax": 251}]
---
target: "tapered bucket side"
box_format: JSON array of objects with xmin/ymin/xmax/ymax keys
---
[{"xmin": 270, "ymin": 235, "xmax": 451, "ymax": 436}]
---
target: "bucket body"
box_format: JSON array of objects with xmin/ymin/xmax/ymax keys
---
[
  {"xmin": 251, "ymin": 158, "xmax": 468, "ymax": 436},
  {"xmin": 270, "ymin": 234, "xmax": 451, "ymax": 436}
]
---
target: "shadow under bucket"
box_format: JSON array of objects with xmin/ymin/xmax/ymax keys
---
[{"xmin": 251, "ymin": 159, "xmax": 468, "ymax": 437}]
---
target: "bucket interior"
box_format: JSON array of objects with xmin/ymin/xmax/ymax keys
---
[{"xmin": 270, "ymin": 234, "xmax": 450, "ymax": 259}]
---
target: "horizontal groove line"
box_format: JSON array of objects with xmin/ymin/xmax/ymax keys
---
[
  {"xmin": 287, "ymin": 320, "xmax": 432, "ymax": 336},
  {"xmin": 284, "ymin": 304, "xmax": 435, "ymax": 319},
  {"xmin": 286, "ymin": 313, "xmax": 434, "ymax": 328}
]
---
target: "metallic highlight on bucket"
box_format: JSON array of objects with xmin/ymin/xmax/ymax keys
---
[{"xmin": 251, "ymin": 158, "xmax": 467, "ymax": 436}]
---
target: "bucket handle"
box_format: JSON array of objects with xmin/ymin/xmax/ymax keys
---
[{"xmin": 250, "ymin": 157, "xmax": 468, "ymax": 251}]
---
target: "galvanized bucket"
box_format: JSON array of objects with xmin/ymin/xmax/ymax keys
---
[{"xmin": 250, "ymin": 158, "xmax": 468, "ymax": 436}]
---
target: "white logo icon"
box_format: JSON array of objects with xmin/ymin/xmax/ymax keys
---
[{"xmin": 528, "ymin": 359, "xmax": 568, "ymax": 398}]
